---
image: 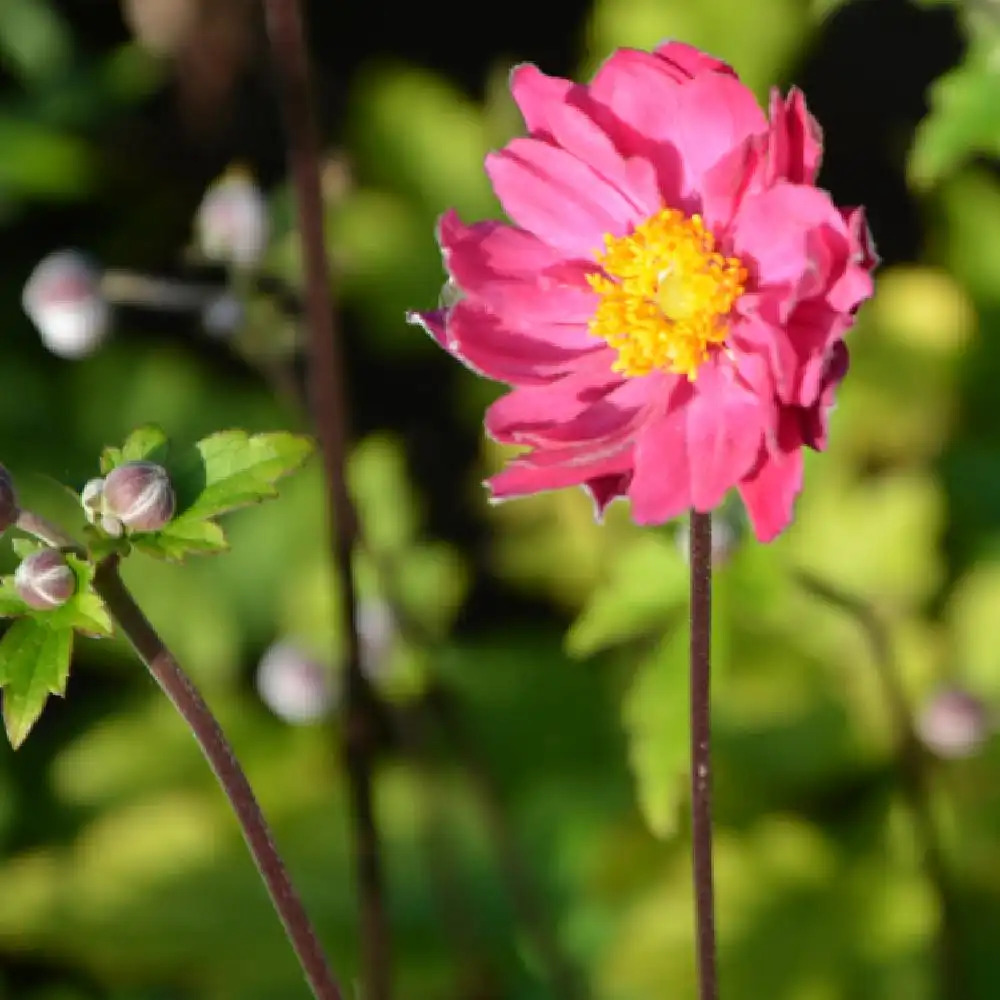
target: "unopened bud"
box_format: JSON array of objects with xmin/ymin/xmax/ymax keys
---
[
  {"xmin": 80, "ymin": 478, "xmax": 104, "ymax": 525},
  {"xmin": 0, "ymin": 465, "xmax": 19, "ymax": 534},
  {"xmin": 15, "ymin": 549, "xmax": 75, "ymax": 610},
  {"xmin": 917, "ymin": 687, "xmax": 992, "ymax": 759},
  {"xmin": 102, "ymin": 462, "xmax": 175, "ymax": 533},
  {"xmin": 22, "ymin": 250, "xmax": 110, "ymax": 359},
  {"xmin": 196, "ymin": 168, "xmax": 268, "ymax": 269},
  {"xmin": 256, "ymin": 640, "xmax": 335, "ymax": 724}
]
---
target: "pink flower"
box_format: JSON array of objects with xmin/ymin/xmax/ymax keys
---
[{"xmin": 407, "ymin": 42, "xmax": 877, "ymax": 542}]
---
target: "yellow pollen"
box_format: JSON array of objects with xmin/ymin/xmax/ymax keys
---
[{"xmin": 586, "ymin": 208, "xmax": 747, "ymax": 380}]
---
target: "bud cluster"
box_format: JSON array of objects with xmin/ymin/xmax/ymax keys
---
[{"xmin": 82, "ymin": 461, "xmax": 176, "ymax": 537}]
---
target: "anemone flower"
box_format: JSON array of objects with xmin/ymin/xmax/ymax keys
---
[{"xmin": 408, "ymin": 42, "xmax": 876, "ymax": 541}]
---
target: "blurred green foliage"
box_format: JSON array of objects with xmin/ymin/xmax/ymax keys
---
[{"xmin": 0, "ymin": 0, "xmax": 999, "ymax": 999}]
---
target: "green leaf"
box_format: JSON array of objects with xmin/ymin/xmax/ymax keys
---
[
  {"xmin": 60, "ymin": 557, "xmax": 113, "ymax": 637},
  {"xmin": 623, "ymin": 629, "xmax": 690, "ymax": 838},
  {"xmin": 566, "ymin": 532, "xmax": 688, "ymax": 657},
  {"xmin": 96, "ymin": 428, "xmax": 312, "ymax": 562},
  {"xmin": 0, "ymin": 579, "xmax": 30, "ymax": 619},
  {"xmin": 131, "ymin": 517, "xmax": 228, "ymax": 562},
  {"xmin": 909, "ymin": 35, "xmax": 1000, "ymax": 189},
  {"xmin": 0, "ymin": 617, "xmax": 73, "ymax": 748},
  {"xmin": 100, "ymin": 424, "xmax": 169, "ymax": 474},
  {"xmin": 164, "ymin": 430, "xmax": 312, "ymax": 521},
  {"xmin": 9, "ymin": 537, "xmax": 44, "ymax": 560}
]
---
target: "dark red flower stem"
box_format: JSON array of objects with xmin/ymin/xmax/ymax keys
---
[
  {"xmin": 260, "ymin": 3, "xmax": 392, "ymax": 999},
  {"xmin": 90, "ymin": 555, "xmax": 343, "ymax": 1000},
  {"xmin": 689, "ymin": 511, "xmax": 718, "ymax": 1000}
]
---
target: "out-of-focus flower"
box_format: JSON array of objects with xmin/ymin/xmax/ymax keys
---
[
  {"xmin": 256, "ymin": 640, "xmax": 335, "ymax": 725},
  {"xmin": 408, "ymin": 42, "xmax": 877, "ymax": 541},
  {"xmin": 15, "ymin": 549, "xmax": 75, "ymax": 611},
  {"xmin": 358, "ymin": 599, "xmax": 397, "ymax": 682},
  {"xmin": 676, "ymin": 504, "xmax": 744, "ymax": 568},
  {"xmin": 0, "ymin": 466, "xmax": 19, "ymax": 535},
  {"xmin": 917, "ymin": 687, "xmax": 993, "ymax": 759},
  {"xmin": 23, "ymin": 250, "xmax": 110, "ymax": 359},
  {"xmin": 196, "ymin": 166, "xmax": 269, "ymax": 269}
]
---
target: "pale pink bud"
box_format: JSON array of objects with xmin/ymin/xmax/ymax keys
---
[
  {"xmin": 917, "ymin": 687, "xmax": 992, "ymax": 759},
  {"xmin": 256, "ymin": 640, "xmax": 335, "ymax": 724},
  {"xmin": 102, "ymin": 462, "xmax": 175, "ymax": 533},
  {"xmin": 196, "ymin": 169, "xmax": 268, "ymax": 268},
  {"xmin": 15, "ymin": 549, "xmax": 75, "ymax": 610},
  {"xmin": 22, "ymin": 250, "xmax": 110, "ymax": 359}
]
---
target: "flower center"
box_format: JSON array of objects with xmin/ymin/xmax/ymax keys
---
[{"xmin": 586, "ymin": 208, "xmax": 747, "ymax": 380}]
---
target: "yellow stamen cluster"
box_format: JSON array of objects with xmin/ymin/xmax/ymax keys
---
[{"xmin": 586, "ymin": 208, "xmax": 747, "ymax": 380}]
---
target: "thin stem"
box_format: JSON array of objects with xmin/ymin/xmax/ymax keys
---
[
  {"xmin": 421, "ymin": 689, "xmax": 585, "ymax": 1000},
  {"xmin": 689, "ymin": 511, "xmax": 717, "ymax": 1000},
  {"xmin": 796, "ymin": 572, "xmax": 962, "ymax": 999},
  {"xmin": 15, "ymin": 510, "xmax": 79, "ymax": 550},
  {"xmin": 260, "ymin": 3, "xmax": 391, "ymax": 999},
  {"xmin": 91, "ymin": 556, "xmax": 342, "ymax": 1000}
]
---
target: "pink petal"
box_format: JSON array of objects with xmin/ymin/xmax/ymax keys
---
[
  {"xmin": 438, "ymin": 210, "xmax": 599, "ymax": 326},
  {"xmin": 510, "ymin": 64, "xmax": 661, "ymax": 216},
  {"xmin": 484, "ymin": 349, "xmax": 621, "ymax": 442},
  {"xmin": 699, "ymin": 135, "xmax": 768, "ymax": 232},
  {"xmin": 511, "ymin": 374, "xmax": 653, "ymax": 448},
  {"xmin": 439, "ymin": 209, "xmax": 564, "ymax": 279},
  {"xmin": 406, "ymin": 308, "xmax": 448, "ymax": 349},
  {"xmin": 731, "ymin": 181, "xmax": 849, "ymax": 294},
  {"xmin": 766, "ymin": 88, "xmax": 823, "ymax": 185},
  {"xmin": 584, "ymin": 472, "xmax": 632, "ymax": 520},
  {"xmin": 629, "ymin": 361, "xmax": 765, "ymax": 522},
  {"xmin": 669, "ymin": 72, "xmax": 768, "ymax": 197},
  {"xmin": 737, "ymin": 414, "xmax": 805, "ymax": 542},
  {"xmin": 651, "ymin": 41, "xmax": 737, "ymax": 82},
  {"xmin": 444, "ymin": 301, "xmax": 601, "ymax": 385},
  {"xmin": 799, "ymin": 341, "xmax": 849, "ymax": 450},
  {"xmin": 488, "ymin": 443, "xmax": 634, "ymax": 499},
  {"xmin": 486, "ymin": 138, "xmax": 641, "ymax": 255}
]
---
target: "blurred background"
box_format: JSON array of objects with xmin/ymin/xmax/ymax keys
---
[{"xmin": 0, "ymin": 0, "xmax": 998, "ymax": 997}]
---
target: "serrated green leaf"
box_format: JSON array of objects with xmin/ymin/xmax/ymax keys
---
[
  {"xmin": 0, "ymin": 618, "xmax": 73, "ymax": 748},
  {"xmin": 98, "ymin": 447, "xmax": 121, "ymax": 476},
  {"xmin": 566, "ymin": 533, "xmax": 688, "ymax": 657},
  {"xmin": 131, "ymin": 517, "xmax": 228, "ymax": 562},
  {"xmin": 0, "ymin": 579, "xmax": 30, "ymax": 618},
  {"xmin": 10, "ymin": 537, "xmax": 44, "ymax": 560},
  {"xmin": 100, "ymin": 425, "xmax": 169, "ymax": 475},
  {"xmin": 166, "ymin": 430, "xmax": 313, "ymax": 522},
  {"xmin": 623, "ymin": 629, "xmax": 690, "ymax": 838}
]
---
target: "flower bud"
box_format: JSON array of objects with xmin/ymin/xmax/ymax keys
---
[
  {"xmin": 256, "ymin": 640, "xmax": 335, "ymax": 724},
  {"xmin": 80, "ymin": 477, "xmax": 104, "ymax": 524},
  {"xmin": 102, "ymin": 462, "xmax": 176, "ymax": 533},
  {"xmin": 15, "ymin": 549, "xmax": 75, "ymax": 610},
  {"xmin": 22, "ymin": 250, "xmax": 110, "ymax": 359},
  {"xmin": 196, "ymin": 167, "xmax": 269, "ymax": 269},
  {"xmin": 0, "ymin": 465, "xmax": 19, "ymax": 534},
  {"xmin": 917, "ymin": 687, "xmax": 992, "ymax": 759}
]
